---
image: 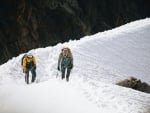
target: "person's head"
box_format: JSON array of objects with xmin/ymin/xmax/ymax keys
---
[{"xmin": 61, "ymin": 47, "xmax": 70, "ymax": 57}]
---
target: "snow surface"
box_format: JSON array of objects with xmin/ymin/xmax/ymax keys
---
[{"xmin": 0, "ymin": 18, "xmax": 150, "ymax": 113}]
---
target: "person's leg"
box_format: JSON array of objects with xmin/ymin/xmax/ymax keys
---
[
  {"xmin": 25, "ymin": 73, "xmax": 27, "ymax": 83},
  {"xmin": 66, "ymin": 68, "xmax": 71, "ymax": 82},
  {"xmin": 31, "ymin": 68, "xmax": 36, "ymax": 83},
  {"xmin": 61, "ymin": 66, "xmax": 65, "ymax": 79},
  {"xmin": 25, "ymin": 70, "xmax": 29, "ymax": 84}
]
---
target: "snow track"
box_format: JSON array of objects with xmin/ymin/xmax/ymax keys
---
[{"xmin": 0, "ymin": 18, "xmax": 150, "ymax": 113}]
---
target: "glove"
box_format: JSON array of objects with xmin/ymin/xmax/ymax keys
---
[
  {"xmin": 23, "ymin": 68, "xmax": 27, "ymax": 73},
  {"xmin": 70, "ymin": 64, "xmax": 73, "ymax": 69},
  {"xmin": 34, "ymin": 65, "xmax": 36, "ymax": 70},
  {"xmin": 23, "ymin": 69, "xmax": 25, "ymax": 73},
  {"xmin": 57, "ymin": 66, "xmax": 60, "ymax": 71}
]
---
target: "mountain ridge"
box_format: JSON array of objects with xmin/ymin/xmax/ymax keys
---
[{"xmin": 0, "ymin": 0, "xmax": 150, "ymax": 64}]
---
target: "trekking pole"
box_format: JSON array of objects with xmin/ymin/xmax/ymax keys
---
[
  {"xmin": 56, "ymin": 65, "xmax": 61, "ymax": 78},
  {"xmin": 56, "ymin": 71, "xmax": 58, "ymax": 78},
  {"xmin": 56, "ymin": 68, "xmax": 60, "ymax": 78}
]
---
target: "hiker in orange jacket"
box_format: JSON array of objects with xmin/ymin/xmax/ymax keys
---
[{"xmin": 22, "ymin": 53, "xmax": 36, "ymax": 84}]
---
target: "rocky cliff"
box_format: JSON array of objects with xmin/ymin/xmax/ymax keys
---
[{"xmin": 0, "ymin": 0, "xmax": 150, "ymax": 64}]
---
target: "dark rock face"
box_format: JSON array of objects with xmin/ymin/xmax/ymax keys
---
[{"xmin": 0, "ymin": 0, "xmax": 150, "ymax": 64}]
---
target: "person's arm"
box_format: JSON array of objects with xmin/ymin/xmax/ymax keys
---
[
  {"xmin": 70, "ymin": 53, "xmax": 73, "ymax": 69},
  {"xmin": 32, "ymin": 56, "xmax": 36, "ymax": 69},
  {"xmin": 57, "ymin": 53, "xmax": 62, "ymax": 70}
]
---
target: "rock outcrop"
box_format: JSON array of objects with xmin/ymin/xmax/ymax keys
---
[
  {"xmin": 117, "ymin": 77, "xmax": 150, "ymax": 94},
  {"xmin": 0, "ymin": 0, "xmax": 150, "ymax": 64}
]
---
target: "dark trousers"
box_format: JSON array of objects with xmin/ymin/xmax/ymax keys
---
[
  {"xmin": 25, "ymin": 68, "xmax": 36, "ymax": 84},
  {"xmin": 61, "ymin": 66, "xmax": 71, "ymax": 81}
]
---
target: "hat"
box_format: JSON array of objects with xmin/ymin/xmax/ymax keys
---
[{"xmin": 27, "ymin": 53, "xmax": 33, "ymax": 57}]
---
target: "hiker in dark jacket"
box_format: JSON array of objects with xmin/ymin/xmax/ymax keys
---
[{"xmin": 57, "ymin": 47, "xmax": 73, "ymax": 81}]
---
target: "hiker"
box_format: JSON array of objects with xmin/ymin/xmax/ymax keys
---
[
  {"xmin": 22, "ymin": 53, "xmax": 37, "ymax": 84},
  {"xmin": 57, "ymin": 47, "xmax": 73, "ymax": 81}
]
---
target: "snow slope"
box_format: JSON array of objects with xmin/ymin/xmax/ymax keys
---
[{"xmin": 0, "ymin": 18, "xmax": 150, "ymax": 113}]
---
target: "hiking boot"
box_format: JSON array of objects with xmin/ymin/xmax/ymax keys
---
[
  {"xmin": 62, "ymin": 75, "xmax": 65, "ymax": 80},
  {"xmin": 66, "ymin": 77, "xmax": 69, "ymax": 82},
  {"xmin": 26, "ymin": 80, "xmax": 29, "ymax": 84}
]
